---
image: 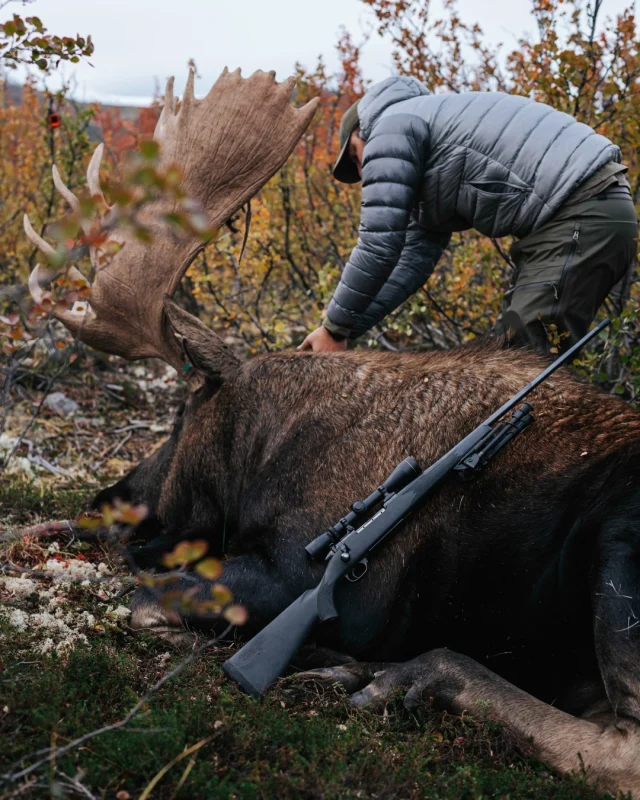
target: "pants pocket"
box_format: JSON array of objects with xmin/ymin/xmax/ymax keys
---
[{"xmin": 550, "ymin": 223, "xmax": 582, "ymax": 320}]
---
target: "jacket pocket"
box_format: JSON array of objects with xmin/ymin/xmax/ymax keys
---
[
  {"xmin": 462, "ymin": 184, "xmax": 530, "ymax": 237},
  {"xmin": 468, "ymin": 181, "xmax": 529, "ymax": 195}
]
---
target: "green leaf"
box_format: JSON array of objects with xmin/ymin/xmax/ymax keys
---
[{"xmin": 139, "ymin": 139, "xmax": 160, "ymax": 160}]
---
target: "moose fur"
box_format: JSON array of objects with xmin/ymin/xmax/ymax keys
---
[{"xmin": 97, "ymin": 333, "xmax": 640, "ymax": 797}]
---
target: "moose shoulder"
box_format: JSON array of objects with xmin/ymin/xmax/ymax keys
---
[{"xmin": 24, "ymin": 68, "xmax": 640, "ymax": 797}]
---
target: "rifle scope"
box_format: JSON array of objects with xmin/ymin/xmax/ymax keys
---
[{"xmin": 305, "ymin": 457, "xmax": 421, "ymax": 561}]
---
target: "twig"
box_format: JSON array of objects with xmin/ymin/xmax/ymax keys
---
[
  {"xmin": 93, "ymin": 431, "xmax": 132, "ymax": 469},
  {"xmin": 0, "ymin": 562, "xmax": 133, "ymax": 585},
  {"xmin": 0, "ymin": 629, "xmax": 231, "ymax": 786},
  {"xmin": 139, "ymin": 737, "xmax": 213, "ymax": 800},
  {"xmin": 0, "ymin": 519, "xmax": 76, "ymax": 542},
  {"xmin": 490, "ymin": 237, "xmax": 516, "ymax": 272},
  {"xmin": 370, "ymin": 330, "xmax": 400, "ymax": 352},
  {"xmin": 0, "ymin": 560, "xmax": 205, "ymax": 590},
  {"xmin": 54, "ymin": 769, "xmax": 98, "ymax": 800},
  {"xmin": 112, "ymin": 422, "xmax": 153, "ymax": 434}
]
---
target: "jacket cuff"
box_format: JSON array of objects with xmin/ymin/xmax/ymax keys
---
[{"xmin": 322, "ymin": 318, "xmax": 351, "ymax": 342}]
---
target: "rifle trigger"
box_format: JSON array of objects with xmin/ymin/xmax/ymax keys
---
[{"xmin": 346, "ymin": 558, "xmax": 368, "ymax": 583}]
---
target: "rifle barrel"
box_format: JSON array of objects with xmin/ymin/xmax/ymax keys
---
[{"xmin": 483, "ymin": 318, "xmax": 610, "ymax": 428}]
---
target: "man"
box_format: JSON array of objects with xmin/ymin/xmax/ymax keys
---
[{"xmin": 299, "ymin": 76, "xmax": 638, "ymax": 353}]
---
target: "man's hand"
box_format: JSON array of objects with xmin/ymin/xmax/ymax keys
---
[{"xmin": 298, "ymin": 326, "xmax": 348, "ymax": 353}]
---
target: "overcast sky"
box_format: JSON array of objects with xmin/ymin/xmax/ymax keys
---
[{"xmin": 4, "ymin": 0, "xmax": 636, "ymax": 105}]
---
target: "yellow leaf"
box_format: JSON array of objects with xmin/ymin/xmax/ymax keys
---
[
  {"xmin": 195, "ymin": 558, "xmax": 222, "ymax": 579},
  {"xmin": 223, "ymin": 604, "xmax": 248, "ymax": 626},
  {"xmin": 211, "ymin": 583, "xmax": 232, "ymax": 606},
  {"xmin": 163, "ymin": 539, "xmax": 208, "ymax": 568},
  {"xmin": 76, "ymin": 513, "xmax": 104, "ymax": 529}
]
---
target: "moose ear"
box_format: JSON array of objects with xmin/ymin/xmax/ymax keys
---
[{"xmin": 163, "ymin": 296, "xmax": 240, "ymax": 381}]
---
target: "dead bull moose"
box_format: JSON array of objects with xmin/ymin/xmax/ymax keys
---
[{"xmin": 25, "ymin": 69, "xmax": 640, "ymax": 796}]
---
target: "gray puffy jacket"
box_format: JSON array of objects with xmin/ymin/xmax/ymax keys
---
[{"xmin": 325, "ymin": 76, "xmax": 621, "ymax": 338}]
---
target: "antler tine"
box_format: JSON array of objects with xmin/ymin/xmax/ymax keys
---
[
  {"xmin": 154, "ymin": 76, "xmax": 176, "ymax": 141},
  {"xmin": 28, "ymin": 264, "xmax": 46, "ymax": 304},
  {"xmin": 67, "ymin": 265, "xmax": 91, "ymax": 287},
  {"xmin": 87, "ymin": 144, "xmax": 106, "ymax": 205},
  {"xmin": 28, "ymin": 263, "xmax": 94, "ymax": 328},
  {"xmin": 164, "ymin": 74, "xmax": 174, "ymax": 106},
  {"xmin": 182, "ymin": 68, "xmax": 196, "ymax": 110},
  {"xmin": 23, "ymin": 214, "xmax": 55, "ymax": 257},
  {"xmin": 52, "ymin": 165, "xmax": 80, "ymax": 213},
  {"xmin": 52, "ymin": 163, "xmax": 98, "ymax": 237}
]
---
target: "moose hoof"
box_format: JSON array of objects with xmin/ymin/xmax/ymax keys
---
[
  {"xmin": 297, "ymin": 648, "xmax": 468, "ymax": 712},
  {"xmin": 129, "ymin": 587, "xmax": 197, "ymax": 649}
]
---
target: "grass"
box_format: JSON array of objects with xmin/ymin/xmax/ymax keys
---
[{"xmin": 0, "ymin": 479, "xmax": 619, "ymax": 799}]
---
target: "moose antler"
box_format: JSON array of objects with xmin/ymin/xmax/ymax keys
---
[{"xmin": 24, "ymin": 68, "xmax": 319, "ymax": 368}]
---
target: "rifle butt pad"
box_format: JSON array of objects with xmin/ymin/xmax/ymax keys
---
[{"xmin": 222, "ymin": 587, "xmax": 320, "ymax": 696}]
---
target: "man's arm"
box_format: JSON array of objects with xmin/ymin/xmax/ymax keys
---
[
  {"xmin": 323, "ymin": 114, "xmax": 430, "ymax": 338},
  {"xmin": 326, "ymin": 217, "xmax": 450, "ymax": 340}
]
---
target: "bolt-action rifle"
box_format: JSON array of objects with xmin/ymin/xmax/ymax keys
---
[{"xmin": 223, "ymin": 320, "xmax": 611, "ymax": 697}]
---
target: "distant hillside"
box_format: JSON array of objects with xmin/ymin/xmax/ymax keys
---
[{"xmin": 4, "ymin": 81, "xmax": 149, "ymax": 141}]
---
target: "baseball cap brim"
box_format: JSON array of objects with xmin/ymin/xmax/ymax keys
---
[
  {"xmin": 332, "ymin": 136, "xmax": 361, "ymax": 184},
  {"xmin": 332, "ymin": 101, "xmax": 362, "ymax": 184}
]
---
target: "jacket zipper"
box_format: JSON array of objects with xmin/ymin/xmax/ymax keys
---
[{"xmin": 551, "ymin": 227, "xmax": 581, "ymax": 319}]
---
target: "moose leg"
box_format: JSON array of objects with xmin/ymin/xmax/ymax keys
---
[
  {"xmin": 592, "ymin": 513, "xmax": 640, "ymax": 722},
  {"xmin": 301, "ymin": 649, "xmax": 640, "ymax": 797}
]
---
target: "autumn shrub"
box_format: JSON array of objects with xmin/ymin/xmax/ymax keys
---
[{"xmin": 2, "ymin": 0, "xmax": 640, "ymax": 407}]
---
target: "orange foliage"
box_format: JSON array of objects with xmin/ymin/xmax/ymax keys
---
[
  {"xmin": 2, "ymin": 2, "xmax": 640, "ymax": 398},
  {"xmin": 94, "ymin": 103, "xmax": 159, "ymax": 162}
]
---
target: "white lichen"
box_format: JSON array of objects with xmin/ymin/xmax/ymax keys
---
[{"xmin": 0, "ymin": 560, "xmax": 125, "ymax": 656}]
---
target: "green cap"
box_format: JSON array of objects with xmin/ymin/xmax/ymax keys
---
[{"xmin": 332, "ymin": 100, "xmax": 361, "ymax": 184}]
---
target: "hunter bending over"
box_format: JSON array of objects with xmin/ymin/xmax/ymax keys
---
[{"xmin": 300, "ymin": 76, "xmax": 638, "ymax": 354}]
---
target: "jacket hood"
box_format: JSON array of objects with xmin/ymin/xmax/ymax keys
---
[{"xmin": 358, "ymin": 76, "xmax": 430, "ymax": 139}]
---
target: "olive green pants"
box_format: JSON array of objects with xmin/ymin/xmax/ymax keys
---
[{"xmin": 495, "ymin": 189, "xmax": 638, "ymax": 352}]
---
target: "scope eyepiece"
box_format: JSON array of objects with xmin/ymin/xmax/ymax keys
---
[{"xmin": 305, "ymin": 531, "xmax": 336, "ymax": 561}]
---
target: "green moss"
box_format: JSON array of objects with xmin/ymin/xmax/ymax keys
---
[
  {"xmin": 0, "ymin": 477, "xmax": 93, "ymax": 529},
  {"xmin": 0, "ymin": 639, "xmax": 615, "ymax": 799}
]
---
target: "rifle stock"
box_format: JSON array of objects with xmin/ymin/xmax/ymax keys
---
[{"xmin": 222, "ymin": 585, "xmax": 322, "ymax": 697}]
